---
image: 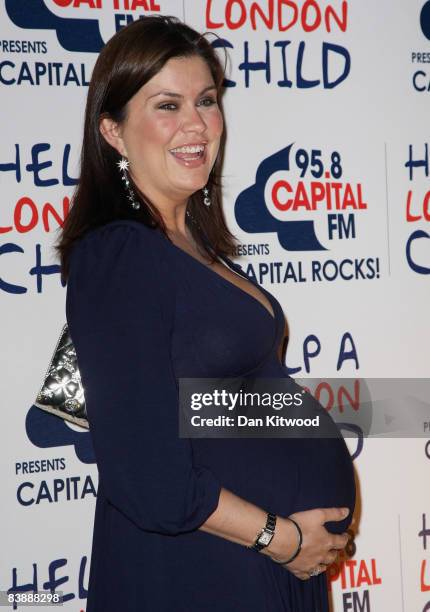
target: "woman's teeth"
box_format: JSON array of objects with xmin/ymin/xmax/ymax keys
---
[
  {"xmin": 170, "ymin": 145, "xmax": 205, "ymax": 154},
  {"xmin": 169, "ymin": 143, "xmax": 206, "ymax": 168},
  {"xmin": 169, "ymin": 144, "xmax": 206, "ymax": 160}
]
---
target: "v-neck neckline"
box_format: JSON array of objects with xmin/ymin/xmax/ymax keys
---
[
  {"xmin": 159, "ymin": 232, "xmax": 285, "ymax": 376},
  {"xmin": 162, "ymin": 235, "xmax": 278, "ymax": 323}
]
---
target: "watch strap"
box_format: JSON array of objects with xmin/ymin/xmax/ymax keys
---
[{"xmin": 248, "ymin": 512, "xmax": 277, "ymax": 552}]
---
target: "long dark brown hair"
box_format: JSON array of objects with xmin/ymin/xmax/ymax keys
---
[{"xmin": 55, "ymin": 15, "xmax": 237, "ymax": 282}]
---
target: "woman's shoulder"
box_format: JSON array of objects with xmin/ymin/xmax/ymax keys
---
[
  {"xmin": 66, "ymin": 220, "xmax": 176, "ymax": 336},
  {"xmin": 67, "ymin": 219, "xmax": 176, "ymax": 313},
  {"xmin": 77, "ymin": 219, "xmax": 164, "ymax": 247},
  {"xmin": 67, "ymin": 219, "xmax": 176, "ymax": 291},
  {"xmin": 70, "ymin": 219, "xmax": 169, "ymax": 265}
]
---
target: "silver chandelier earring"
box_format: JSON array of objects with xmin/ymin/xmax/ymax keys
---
[
  {"xmin": 117, "ymin": 157, "xmax": 140, "ymax": 211},
  {"xmin": 202, "ymin": 185, "xmax": 211, "ymax": 206}
]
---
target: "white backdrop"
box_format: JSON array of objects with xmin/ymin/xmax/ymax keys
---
[{"xmin": 2, "ymin": 1, "xmax": 430, "ymax": 610}]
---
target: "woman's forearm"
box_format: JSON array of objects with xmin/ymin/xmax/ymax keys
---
[{"xmin": 198, "ymin": 487, "xmax": 297, "ymax": 562}]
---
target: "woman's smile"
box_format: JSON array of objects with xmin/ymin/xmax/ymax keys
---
[{"xmin": 169, "ymin": 142, "xmax": 208, "ymax": 167}]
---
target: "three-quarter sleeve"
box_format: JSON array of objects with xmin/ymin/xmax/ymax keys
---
[{"xmin": 65, "ymin": 221, "xmax": 221, "ymax": 535}]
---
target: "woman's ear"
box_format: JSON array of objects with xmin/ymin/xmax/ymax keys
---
[{"xmin": 99, "ymin": 115, "xmax": 127, "ymax": 157}]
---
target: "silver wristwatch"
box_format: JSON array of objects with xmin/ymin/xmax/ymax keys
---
[{"xmin": 248, "ymin": 512, "xmax": 277, "ymax": 552}]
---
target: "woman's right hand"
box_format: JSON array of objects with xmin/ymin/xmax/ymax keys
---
[{"xmin": 265, "ymin": 507, "xmax": 351, "ymax": 580}]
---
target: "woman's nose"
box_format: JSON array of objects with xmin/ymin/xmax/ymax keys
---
[{"xmin": 181, "ymin": 103, "xmax": 207, "ymax": 132}]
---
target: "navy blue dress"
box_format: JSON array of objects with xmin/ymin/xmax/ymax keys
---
[{"xmin": 66, "ymin": 219, "xmax": 355, "ymax": 612}]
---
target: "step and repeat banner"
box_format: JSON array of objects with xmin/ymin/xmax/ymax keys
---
[{"xmin": 2, "ymin": 1, "xmax": 430, "ymax": 610}]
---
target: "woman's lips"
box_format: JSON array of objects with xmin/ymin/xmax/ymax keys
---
[{"xmin": 169, "ymin": 147, "xmax": 207, "ymax": 168}]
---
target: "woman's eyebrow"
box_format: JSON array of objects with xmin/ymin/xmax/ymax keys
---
[{"xmin": 147, "ymin": 85, "xmax": 217, "ymax": 100}]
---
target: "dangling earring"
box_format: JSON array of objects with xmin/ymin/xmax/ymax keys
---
[
  {"xmin": 117, "ymin": 157, "xmax": 140, "ymax": 211},
  {"xmin": 202, "ymin": 185, "xmax": 211, "ymax": 207}
]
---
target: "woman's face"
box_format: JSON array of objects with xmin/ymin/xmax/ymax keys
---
[{"xmin": 104, "ymin": 55, "xmax": 224, "ymax": 207}]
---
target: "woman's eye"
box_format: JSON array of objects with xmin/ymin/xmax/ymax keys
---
[
  {"xmin": 199, "ymin": 97, "xmax": 217, "ymax": 107},
  {"xmin": 157, "ymin": 97, "xmax": 217, "ymax": 111},
  {"xmin": 158, "ymin": 103, "xmax": 177, "ymax": 111}
]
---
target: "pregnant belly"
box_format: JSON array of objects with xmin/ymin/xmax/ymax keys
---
[
  {"xmin": 289, "ymin": 436, "xmax": 356, "ymax": 534},
  {"xmin": 193, "ymin": 434, "xmax": 355, "ymax": 535},
  {"xmin": 191, "ymin": 370, "xmax": 355, "ymax": 534},
  {"xmin": 256, "ymin": 364, "xmax": 356, "ymax": 532}
]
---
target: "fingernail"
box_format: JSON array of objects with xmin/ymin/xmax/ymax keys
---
[{"xmin": 342, "ymin": 508, "xmax": 349, "ymax": 518}]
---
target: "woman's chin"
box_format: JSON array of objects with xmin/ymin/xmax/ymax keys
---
[{"xmin": 174, "ymin": 178, "xmax": 209, "ymax": 198}]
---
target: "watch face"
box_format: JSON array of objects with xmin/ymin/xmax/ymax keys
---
[{"xmin": 259, "ymin": 531, "xmax": 273, "ymax": 546}]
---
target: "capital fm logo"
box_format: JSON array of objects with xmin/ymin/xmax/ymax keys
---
[
  {"xmin": 236, "ymin": 143, "xmax": 367, "ymax": 253},
  {"xmin": 234, "ymin": 142, "xmax": 381, "ymax": 284},
  {"xmin": 6, "ymin": 0, "xmax": 103, "ymax": 52},
  {"xmin": 237, "ymin": 144, "xmax": 325, "ymax": 252},
  {"xmin": 5, "ymin": 0, "xmax": 177, "ymax": 53}
]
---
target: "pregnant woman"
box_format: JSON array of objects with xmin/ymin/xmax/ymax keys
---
[{"xmin": 57, "ymin": 15, "xmax": 355, "ymax": 612}]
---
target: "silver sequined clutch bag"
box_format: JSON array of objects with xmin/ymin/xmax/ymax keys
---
[{"xmin": 35, "ymin": 323, "xmax": 89, "ymax": 429}]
